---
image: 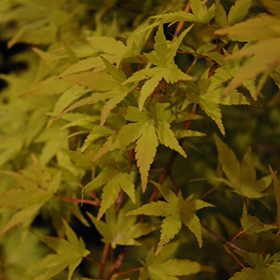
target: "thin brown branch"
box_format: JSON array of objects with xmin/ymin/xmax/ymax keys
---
[
  {"xmin": 201, "ymin": 222, "xmax": 248, "ymax": 253},
  {"xmin": 54, "ymin": 196, "xmax": 99, "ymax": 206},
  {"xmin": 261, "ymin": 230, "xmax": 279, "ymax": 255},
  {"xmin": 85, "ymin": 256, "xmax": 111, "ymax": 272},
  {"xmin": 115, "ymin": 267, "xmax": 142, "ymax": 277},
  {"xmin": 223, "ymin": 244, "xmax": 246, "ymax": 268},
  {"xmin": 200, "ymin": 183, "xmax": 220, "ymax": 200},
  {"xmin": 105, "ymin": 247, "xmax": 129, "ymax": 280},
  {"xmin": 173, "ymin": 1, "xmax": 191, "ymax": 38},
  {"xmin": 98, "ymin": 243, "xmax": 110, "ymax": 279}
]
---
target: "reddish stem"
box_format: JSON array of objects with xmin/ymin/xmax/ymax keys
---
[
  {"xmin": 115, "ymin": 267, "xmax": 142, "ymax": 277},
  {"xmin": 173, "ymin": 1, "xmax": 191, "ymax": 38},
  {"xmin": 54, "ymin": 196, "xmax": 99, "ymax": 206},
  {"xmin": 85, "ymin": 256, "xmax": 111, "ymax": 272},
  {"xmin": 223, "ymin": 244, "xmax": 246, "ymax": 268},
  {"xmin": 98, "ymin": 243, "xmax": 110, "ymax": 279}
]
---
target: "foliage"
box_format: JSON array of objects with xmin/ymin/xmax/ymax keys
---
[{"xmin": 0, "ymin": 0, "xmax": 280, "ymax": 279}]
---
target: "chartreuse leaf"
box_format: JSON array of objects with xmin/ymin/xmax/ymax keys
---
[
  {"xmin": 87, "ymin": 198, "xmax": 155, "ymax": 248},
  {"xmin": 215, "ymin": 0, "xmax": 227, "ymax": 28},
  {"xmin": 0, "ymin": 155, "xmax": 61, "ymax": 236},
  {"xmin": 138, "ymin": 242, "xmax": 215, "ymax": 280},
  {"xmin": 216, "ymin": 15, "xmax": 280, "ymax": 42},
  {"xmin": 47, "ymin": 86, "xmax": 91, "ymax": 127},
  {"xmin": 227, "ymin": 0, "xmax": 252, "ymax": 26},
  {"xmin": 214, "ymin": 134, "xmax": 272, "ymax": 199},
  {"xmin": 205, "ymin": 47, "xmax": 256, "ymax": 101},
  {"xmin": 58, "ymin": 59, "xmax": 137, "ymax": 126},
  {"xmin": 97, "ymin": 172, "xmax": 136, "ymax": 221},
  {"xmin": 153, "ymin": 0, "xmax": 215, "ymax": 24},
  {"xmin": 190, "ymin": 0, "xmax": 216, "ymax": 23},
  {"xmin": 34, "ymin": 219, "xmax": 90, "ymax": 280},
  {"xmin": 127, "ymin": 182, "xmax": 213, "ymax": 254},
  {"xmin": 123, "ymin": 23, "xmax": 192, "ymax": 111},
  {"xmin": 219, "ymin": 38, "xmax": 280, "ymax": 100},
  {"xmin": 240, "ymin": 204, "xmax": 278, "ymax": 239},
  {"xmin": 92, "ymin": 104, "xmax": 186, "ymax": 191},
  {"xmin": 229, "ymin": 251, "xmax": 280, "ymax": 280},
  {"xmin": 183, "ymin": 70, "xmax": 227, "ymax": 135},
  {"xmin": 269, "ymin": 166, "xmax": 280, "ymax": 228}
]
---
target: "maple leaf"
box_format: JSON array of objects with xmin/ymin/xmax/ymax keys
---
[
  {"xmin": 153, "ymin": 0, "xmax": 216, "ymax": 24},
  {"xmin": 215, "ymin": 16, "xmax": 280, "ymax": 99},
  {"xmin": 240, "ymin": 204, "xmax": 278, "ymax": 240},
  {"xmin": 227, "ymin": 0, "xmax": 252, "ymax": 26},
  {"xmin": 87, "ymin": 197, "xmax": 155, "ymax": 248},
  {"xmin": 92, "ymin": 104, "xmax": 186, "ymax": 191},
  {"xmin": 0, "ymin": 154, "xmax": 61, "ymax": 236},
  {"xmin": 59, "ymin": 58, "xmax": 137, "ymax": 126},
  {"xmin": 123, "ymin": 23, "xmax": 192, "ymax": 111},
  {"xmin": 34, "ymin": 219, "xmax": 90, "ymax": 280},
  {"xmin": 85, "ymin": 167, "xmax": 136, "ymax": 221},
  {"xmin": 214, "ymin": 134, "xmax": 272, "ymax": 199},
  {"xmin": 138, "ymin": 241, "xmax": 215, "ymax": 280},
  {"xmin": 126, "ymin": 182, "xmax": 214, "ymax": 254},
  {"xmin": 182, "ymin": 70, "xmax": 226, "ymax": 135},
  {"xmin": 230, "ymin": 251, "xmax": 280, "ymax": 280}
]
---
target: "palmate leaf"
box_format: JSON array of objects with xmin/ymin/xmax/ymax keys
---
[
  {"xmin": 138, "ymin": 241, "xmax": 215, "ymax": 280},
  {"xmin": 214, "ymin": 134, "xmax": 272, "ymax": 199},
  {"xmin": 215, "ymin": 15, "xmax": 280, "ymax": 42},
  {"xmin": 227, "ymin": 0, "xmax": 252, "ymax": 26},
  {"xmin": 218, "ymin": 39, "xmax": 280, "ymax": 99},
  {"xmin": 153, "ymin": 0, "xmax": 215, "ymax": 24},
  {"xmin": 127, "ymin": 182, "xmax": 213, "ymax": 254},
  {"xmin": 87, "ymin": 199, "xmax": 155, "ymax": 248},
  {"xmin": 95, "ymin": 172, "xmax": 136, "ymax": 221},
  {"xmin": 92, "ymin": 104, "xmax": 186, "ymax": 191},
  {"xmin": 123, "ymin": 23, "xmax": 192, "ymax": 111},
  {"xmin": 34, "ymin": 219, "xmax": 90, "ymax": 280},
  {"xmin": 59, "ymin": 59, "xmax": 137, "ymax": 126},
  {"xmin": 230, "ymin": 252, "xmax": 280, "ymax": 280},
  {"xmin": 240, "ymin": 204, "xmax": 278, "ymax": 240},
  {"xmin": 183, "ymin": 70, "xmax": 228, "ymax": 135},
  {"xmin": 0, "ymin": 155, "xmax": 61, "ymax": 236}
]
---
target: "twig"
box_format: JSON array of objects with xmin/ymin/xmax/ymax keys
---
[
  {"xmin": 85, "ymin": 256, "xmax": 111, "ymax": 272},
  {"xmin": 98, "ymin": 243, "xmax": 110, "ymax": 279},
  {"xmin": 54, "ymin": 196, "xmax": 99, "ymax": 206},
  {"xmin": 201, "ymin": 222, "xmax": 247, "ymax": 253},
  {"xmin": 173, "ymin": 1, "xmax": 191, "ymax": 37},
  {"xmin": 223, "ymin": 244, "xmax": 246, "ymax": 268},
  {"xmin": 115, "ymin": 267, "xmax": 142, "ymax": 277},
  {"xmin": 105, "ymin": 247, "xmax": 129, "ymax": 280}
]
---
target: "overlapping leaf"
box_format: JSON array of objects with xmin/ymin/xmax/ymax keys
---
[
  {"xmin": 214, "ymin": 134, "xmax": 272, "ymax": 199},
  {"xmin": 59, "ymin": 57, "xmax": 137, "ymax": 126},
  {"xmin": 87, "ymin": 198, "xmax": 155, "ymax": 248},
  {"xmin": 34, "ymin": 219, "xmax": 90, "ymax": 280},
  {"xmin": 240, "ymin": 204, "xmax": 278, "ymax": 240},
  {"xmin": 153, "ymin": 0, "xmax": 216, "ymax": 24},
  {"xmin": 230, "ymin": 252, "xmax": 280, "ymax": 280},
  {"xmin": 0, "ymin": 155, "xmax": 61, "ymax": 236},
  {"xmin": 92, "ymin": 104, "xmax": 187, "ymax": 191},
  {"xmin": 138, "ymin": 241, "xmax": 215, "ymax": 280},
  {"xmin": 85, "ymin": 167, "xmax": 136, "ymax": 221},
  {"xmin": 123, "ymin": 23, "xmax": 192, "ymax": 111},
  {"xmin": 127, "ymin": 182, "xmax": 213, "ymax": 254}
]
